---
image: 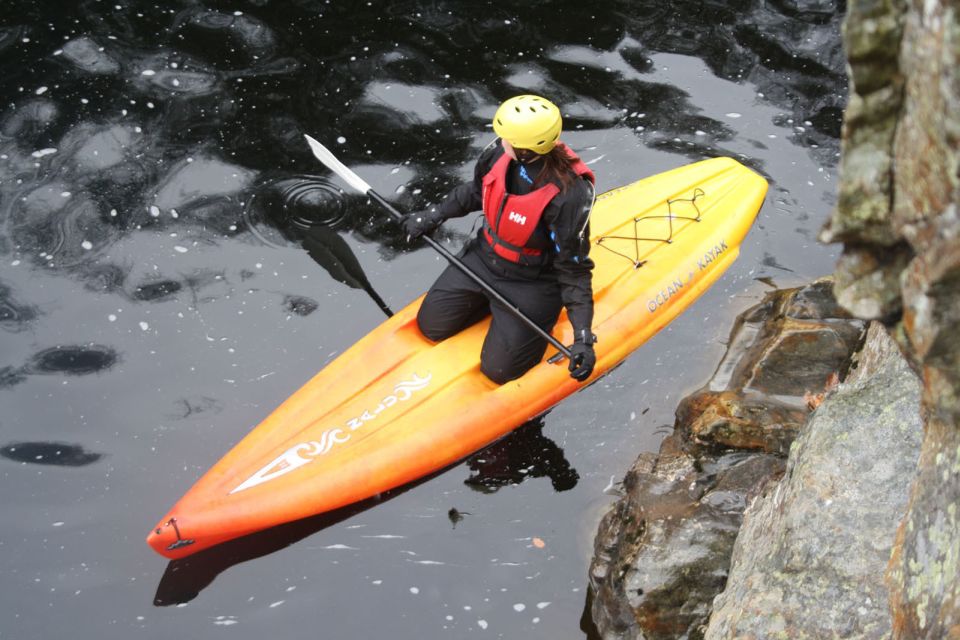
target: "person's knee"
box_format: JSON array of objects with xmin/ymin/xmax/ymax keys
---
[
  {"xmin": 416, "ymin": 307, "xmax": 457, "ymax": 342},
  {"xmin": 480, "ymin": 359, "xmax": 520, "ymax": 385},
  {"xmin": 480, "ymin": 350, "xmax": 538, "ymax": 385}
]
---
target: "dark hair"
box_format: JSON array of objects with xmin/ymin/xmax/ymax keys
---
[{"xmin": 531, "ymin": 145, "xmax": 577, "ymax": 191}]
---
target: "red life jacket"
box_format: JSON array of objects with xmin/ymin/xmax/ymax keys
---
[{"xmin": 481, "ymin": 142, "xmax": 595, "ymax": 264}]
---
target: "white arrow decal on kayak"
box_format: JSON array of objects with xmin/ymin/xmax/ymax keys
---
[{"xmin": 229, "ymin": 373, "xmax": 432, "ymax": 494}]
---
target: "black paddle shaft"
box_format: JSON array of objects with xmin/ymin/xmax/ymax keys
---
[{"xmin": 367, "ymin": 190, "xmax": 573, "ymax": 360}]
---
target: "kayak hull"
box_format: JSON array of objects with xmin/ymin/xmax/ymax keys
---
[{"xmin": 147, "ymin": 156, "xmax": 767, "ymax": 558}]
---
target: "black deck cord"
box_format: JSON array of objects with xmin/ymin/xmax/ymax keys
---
[{"xmin": 595, "ymin": 188, "xmax": 705, "ymax": 268}]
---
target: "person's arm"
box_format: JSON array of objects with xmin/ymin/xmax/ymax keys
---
[
  {"xmin": 547, "ymin": 178, "xmax": 597, "ymax": 381},
  {"xmin": 403, "ymin": 143, "xmax": 500, "ymax": 238},
  {"xmin": 548, "ymin": 178, "xmax": 595, "ymax": 337}
]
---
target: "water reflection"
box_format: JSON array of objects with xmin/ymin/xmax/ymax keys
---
[
  {"xmin": 1, "ymin": 344, "xmax": 119, "ymax": 388},
  {"xmin": 1, "ymin": 441, "xmax": 103, "ymax": 466},
  {"xmin": 0, "ymin": 0, "xmax": 846, "ymax": 296},
  {"xmin": 152, "ymin": 486, "xmax": 418, "ymax": 607},
  {"xmin": 464, "ymin": 417, "xmax": 579, "ymax": 493},
  {"xmin": 26, "ymin": 345, "xmax": 119, "ymax": 376},
  {"xmin": 245, "ymin": 175, "xmax": 394, "ymax": 317},
  {"xmin": 0, "ymin": 281, "xmax": 37, "ymax": 331}
]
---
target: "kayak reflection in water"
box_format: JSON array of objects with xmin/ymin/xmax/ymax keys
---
[{"xmin": 403, "ymin": 95, "xmax": 598, "ymax": 384}]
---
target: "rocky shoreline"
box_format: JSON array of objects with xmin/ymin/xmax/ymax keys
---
[
  {"xmin": 588, "ymin": 0, "xmax": 960, "ymax": 636},
  {"xmin": 588, "ymin": 281, "xmax": 925, "ymax": 638}
]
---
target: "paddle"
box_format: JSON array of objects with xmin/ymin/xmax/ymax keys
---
[{"xmin": 303, "ymin": 134, "xmax": 573, "ymax": 360}]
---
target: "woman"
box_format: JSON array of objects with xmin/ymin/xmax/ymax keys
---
[{"xmin": 402, "ymin": 94, "xmax": 596, "ymax": 384}]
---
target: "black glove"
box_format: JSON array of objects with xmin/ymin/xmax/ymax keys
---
[
  {"xmin": 568, "ymin": 330, "xmax": 597, "ymax": 382},
  {"xmin": 402, "ymin": 208, "xmax": 443, "ymax": 240}
]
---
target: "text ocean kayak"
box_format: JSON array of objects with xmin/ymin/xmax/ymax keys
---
[{"xmin": 147, "ymin": 156, "xmax": 767, "ymax": 559}]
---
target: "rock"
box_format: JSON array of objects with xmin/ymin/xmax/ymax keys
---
[
  {"xmin": 590, "ymin": 449, "xmax": 784, "ymax": 640},
  {"xmin": 690, "ymin": 279, "xmax": 866, "ymax": 453},
  {"xmin": 589, "ymin": 281, "xmax": 867, "ymax": 638},
  {"xmin": 824, "ymin": 0, "xmax": 960, "ymax": 635},
  {"xmin": 820, "ymin": 0, "xmax": 905, "ymax": 247},
  {"xmin": 705, "ymin": 324, "xmax": 923, "ymax": 639},
  {"xmin": 677, "ymin": 390, "xmax": 806, "ymax": 455}
]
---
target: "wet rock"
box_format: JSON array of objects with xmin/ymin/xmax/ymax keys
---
[
  {"xmin": 591, "ymin": 449, "xmax": 784, "ymax": 639},
  {"xmin": 589, "ymin": 281, "xmax": 866, "ymax": 639},
  {"xmin": 705, "ymin": 324, "xmax": 922, "ymax": 638},
  {"xmin": 677, "ymin": 390, "xmax": 806, "ymax": 455},
  {"xmin": 689, "ymin": 280, "xmax": 867, "ymax": 453},
  {"xmin": 60, "ymin": 37, "xmax": 120, "ymax": 75}
]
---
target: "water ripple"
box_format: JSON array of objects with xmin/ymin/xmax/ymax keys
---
[{"xmin": 244, "ymin": 176, "xmax": 348, "ymax": 238}]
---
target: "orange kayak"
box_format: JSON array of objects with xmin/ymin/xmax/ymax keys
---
[{"xmin": 147, "ymin": 156, "xmax": 767, "ymax": 558}]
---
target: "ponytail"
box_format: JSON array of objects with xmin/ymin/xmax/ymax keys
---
[{"xmin": 533, "ymin": 144, "xmax": 578, "ymax": 191}]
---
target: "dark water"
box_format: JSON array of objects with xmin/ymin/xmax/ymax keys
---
[{"xmin": 0, "ymin": 2, "xmax": 846, "ymax": 638}]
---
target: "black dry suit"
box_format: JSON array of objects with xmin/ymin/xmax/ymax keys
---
[{"xmin": 416, "ymin": 142, "xmax": 596, "ymax": 384}]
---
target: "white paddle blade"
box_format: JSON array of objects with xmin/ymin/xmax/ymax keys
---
[{"xmin": 303, "ymin": 134, "xmax": 372, "ymax": 195}]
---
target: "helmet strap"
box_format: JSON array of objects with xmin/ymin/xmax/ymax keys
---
[{"xmin": 515, "ymin": 148, "xmax": 542, "ymax": 164}]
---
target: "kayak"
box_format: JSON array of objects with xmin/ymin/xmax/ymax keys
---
[{"xmin": 147, "ymin": 156, "xmax": 767, "ymax": 559}]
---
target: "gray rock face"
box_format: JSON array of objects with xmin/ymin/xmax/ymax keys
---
[
  {"xmin": 705, "ymin": 324, "xmax": 923, "ymax": 639},
  {"xmin": 589, "ymin": 282, "xmax": 867, "ymax": 640},
  {"xmin": 824, "ymin": 0, "xmax": 960, "ymax": 635}
]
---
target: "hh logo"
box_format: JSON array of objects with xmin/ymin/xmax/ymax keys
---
[{"xmin": 508, "ymin": 211, "xmax": 527, "ymax": 225}]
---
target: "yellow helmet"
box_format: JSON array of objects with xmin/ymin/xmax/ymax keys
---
[{"xmin": 492, "ymin": 95, "xmax": 562, "ymax": 154}]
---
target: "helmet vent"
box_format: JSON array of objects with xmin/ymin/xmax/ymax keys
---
[
  {"xmin": 514, "ymin": 106, "xmax": 521, "ymax": 113},
  {"xmin": 529, "ymin": 106, "xmax": 537, "ymax": 112}
]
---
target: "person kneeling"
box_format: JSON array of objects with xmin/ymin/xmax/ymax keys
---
[{"xmin": 403, "ymin": 95, "xmax": 597, "ymax": 384}]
